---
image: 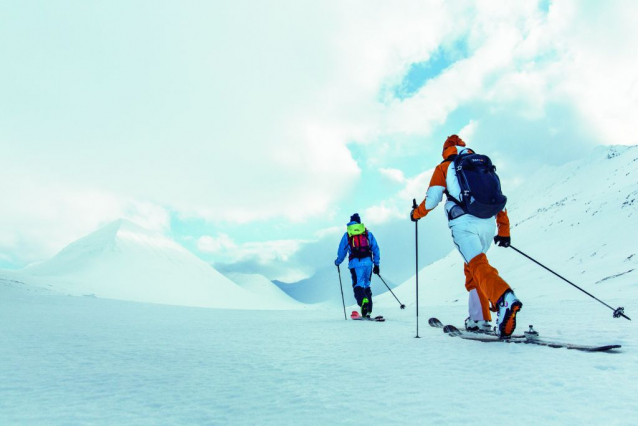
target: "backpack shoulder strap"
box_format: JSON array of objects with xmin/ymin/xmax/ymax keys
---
[{"xmin": 441, "ymin": 154, "xmax": 457, "ymax": 164}]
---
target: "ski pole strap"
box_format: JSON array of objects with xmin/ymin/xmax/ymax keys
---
[{"xmin": 509, "ymin": 245, "xmax": 631, "ymax": 321}]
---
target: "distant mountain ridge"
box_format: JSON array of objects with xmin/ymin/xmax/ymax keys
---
[
  {"xmin": 224, "ymin": 271, "xmax": 304, "ymax": 309},
  {"xmin": 5, "ymin": 219, "xmax": 295, "ymax": 310}
]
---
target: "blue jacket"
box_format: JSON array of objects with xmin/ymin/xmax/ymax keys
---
[{"xmin": 335, "ymin": 222, "xmax": 380, "ymax": 269}]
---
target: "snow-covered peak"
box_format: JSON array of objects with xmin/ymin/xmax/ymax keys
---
[
  {"xmin": 16, "ymin": 219, "xmax": 282, "ymax": 309},
  {"xmin": 25, "ymin": 218, "xmax": 187, "ymax": 277}
]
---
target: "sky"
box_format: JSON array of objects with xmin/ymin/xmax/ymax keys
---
[{"xmin": 1, "ymin": 0, "xmax": 637, "ymax": 283}]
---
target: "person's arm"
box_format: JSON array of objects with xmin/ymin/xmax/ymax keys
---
[
  {"xmin": 335, "ymin": 233, "xmax": 349, "ymax": 265},
  {"xmin": 369, "ymin": 232, "xmax": 381, "ymax": 275},
  {"xmin": 496, "ymin": 209, "xmax": 510, "ymax": 237},
  {"xmin": 494, "ymin": 209, "xmax": 511, "ymax": 247},
  {"xmin": 412, "ymin": 164, "xmax": 447, "ymax": 220},
  {"xmin": 369, "ymin": 232, "xmax": 380, "ymax": 266}
]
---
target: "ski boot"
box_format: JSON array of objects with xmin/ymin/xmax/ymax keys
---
[
  {"xmin": 465, "ymin": 317, "xmax": 492, "ymax": 333},
  {"xmin": 361, "ymin": 297, "xmax": 370, "ymax": 318},
  {"xmin": 495, "ymin": 290, "xmax": 523, "ymax": 338}
]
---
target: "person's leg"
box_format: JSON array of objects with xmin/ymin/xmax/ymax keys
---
[
  {"xmin": 464, "ymin": 263, "xmax": 492, "ymax": 321},
  {"xmin": 354, "ymin": 265, "xmax": 373, "ymax": 316},
  {"xmin": 449, "ymin": 216, "xmax": 485, "ymax": 263},
  {"xmin": 455, "ymin": 216, "xmax": 521, "ymax": 337},
  {"xmin": 353, "ymin": 285, "xmax": 365, "ymax": 307},
  {"xmin": 451, "ymin": 216, "xmax": 510, "ymax": 306},
  {"xmin": 365, "ymin": 287, "xmax": 373, "ymax": 315},
  {"xmin": 350, "ymin": 268, "xmax": 363, "ymax": 307},
  {"xmin": 467, "ymin": 253, "xmax": 510, "ymax": 307}
]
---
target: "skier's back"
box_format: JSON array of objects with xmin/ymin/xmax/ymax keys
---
[
  {"xmin": 410, "ymin": 135, "xmax": 522, "ymax": 337},
  {"xmin": 335, "ymin": 213, "xmax": 381, "ymax": 318}
]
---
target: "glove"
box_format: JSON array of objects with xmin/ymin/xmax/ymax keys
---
[
  {"xmin": 410, "ymin": 209, "xmax": 419, "ymax": 222},
  {"xmin": 493, "ymin": 235, "xmax": 511, "ymax": 248},
  {"xmin": 373, "ymin": 265, "xmax": 380, "ymax": 275},
  {"xmin": 334, "ymin": 259, "xmax": 340, "ymax": 266}
]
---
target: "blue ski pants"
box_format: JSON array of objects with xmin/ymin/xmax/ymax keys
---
[{"xmin": 350, "ymin": 266, "xmax": 373, "ymax": 312}]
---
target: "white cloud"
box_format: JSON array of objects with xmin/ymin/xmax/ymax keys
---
[
  {"xmin": 363, "ymin": 204, "xmax": 404, "ymax": 225},
  {"xmin": 198, "ymin": 233, "xmax": 308, "ymax": 265},
  {"xmin": 197, "ymin": 234, "xmax": 237, "ymax": 254},
  {"xmin": 459, "ymin": 120, "xmax": 478, "ymax": 142},
  {"xmin": 0, "ymin": 168, "xmax": 170, "ymax": 266},
  {"xmin": 314, "ymin": 226, "xmax": 342, "ymax": 239},
  {"xmin": 398, "ymin": 169, "xmax": 436, "ymax": 202},
  {"xmin": 124, "ymin": 201, "xmax": 171, "ymax": 233},
  {"xmin": 379, "ymin": 168, "xmax": 406, "ymax": 183},
  {"xmin": 2, "ymin": 0, "xmax": 638, "ymax": 268}
]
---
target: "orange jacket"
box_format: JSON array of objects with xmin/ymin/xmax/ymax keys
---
[{"xmin": 411, "ymin": 136, "xmax": 510, "ymax": 237}]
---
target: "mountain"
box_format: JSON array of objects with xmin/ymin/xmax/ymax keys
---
[
  {"xmin": 9, "ymin": 219, "xmax": 273, "ymax": 309},
  {"xmin": 376, "ymin": 145, "xmax": 638, "ymax": 310},
  {"xmin": 274, "ymin": 265, "xmax": 400, "ymax": 307},
  {"xmin": 274, "ymin": 267, "xmax": 355, "ymax": 306},
  {"xmin": 223, "ymin": 272, "xmax": 304, "ymax": 309}
]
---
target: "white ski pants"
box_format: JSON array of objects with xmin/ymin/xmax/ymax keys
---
[{"xmin": 448, "ymin": 214, "xmax": 497, "ymax": 321}]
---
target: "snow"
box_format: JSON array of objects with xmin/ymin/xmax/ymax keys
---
[
  {"xmin": 223, "ymin": 272, "xmax": 305, "ymax": 309},
  {"xmin": 1, "ymin": 279, "xmax": 636, "ymax": 425},
  {"xmin": 8, "ymin": 219, "xmax": 270, "ymax": 309},
  {"xmin": 1, "ymin": 145, "xmax": 637, "ymax": 424},
  {"xmin": 274, "ymin": 266, "xmax": 358, "ymax": 306}
]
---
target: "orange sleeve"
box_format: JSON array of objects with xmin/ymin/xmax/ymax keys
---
[
  {"xmin": 428, "ymin": 163, "xmax": 447, "ymax": 187},
  {"xmin": 496, "ymin": 209, "xmax": 510, "ymax": 237},
  {"xmin": 412, "ymin": 164, "xmax": 447, "ymax": 220},
  {"xmin": 413, "ymin": 199, "xmax": 429, "ymax": 219}
]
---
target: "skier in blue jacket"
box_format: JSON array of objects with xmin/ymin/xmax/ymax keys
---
[{"xmin": 335, "ymin": 213, "xmax": 381, "ymax": 317}]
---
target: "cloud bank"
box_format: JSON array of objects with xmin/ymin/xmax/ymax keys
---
[{"xmin": 1, "ymin": 0, "xmax": 637, "ymax": 269}]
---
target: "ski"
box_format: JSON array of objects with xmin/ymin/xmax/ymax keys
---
[
  {"xmin": 428, "ymin": 317, "xmax": 524, "ymax": 338},
  {"xmin": 351, "ymin": 311, "xmax": 385, "ymax": 322},
  {"xmin": 352, "ymin": 316, "xmax": 385, "ymax": 322},
  {"xmin": 429, "ymin": 318, "xmax": 621, "ymax": 352}
]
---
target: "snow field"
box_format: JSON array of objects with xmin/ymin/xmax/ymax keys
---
[{"xmin": 1, "ymin": 282, "xmax": 636, "ymax": 426}]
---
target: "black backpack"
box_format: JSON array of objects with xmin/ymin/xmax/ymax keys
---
[{"xmin": 448, "ymin": 152, "xmax": 507, "ymax": 219}]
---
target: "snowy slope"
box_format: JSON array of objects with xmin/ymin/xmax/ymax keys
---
[
  {"xmin": 377, "ymin": 145, "xmax": 638, "ymax": 315},
  {"xmin": 224, "ymin": 272, "xmax": 305, "ymax": 309},
  {"xmin": 2, "ymin": 219, "xmax": 278, "ymax": 309},
  {"xmin": 275, "ymin": 266, "xmax": 399, "ymax": 307},
  {"xmin": 274, "ymin": 266, "xmax": 356, "ymax": 306},
  {"xmin": 1, "ymin": 278, "xmax": 636, "ymax": 425}
]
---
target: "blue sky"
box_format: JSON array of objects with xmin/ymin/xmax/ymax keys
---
[{"xmin": 1, "ymin": 0, "xmax": 637, "ymax": 282}]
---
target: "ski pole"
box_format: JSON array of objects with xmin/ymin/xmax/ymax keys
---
[
  {"xmin": 509, "ymin": 245, "xmax": 631, "ymax": 321},
  {"xmin": 413, "ymin": 199, "xmax": 421, "ymax": 338},
  {"xmin": 336, "ymin": 265, "xmax": 347, "ymax": 320},
  {"xmin": 376, "ymin": 273, "xmax": 406, "ymax": 309}
]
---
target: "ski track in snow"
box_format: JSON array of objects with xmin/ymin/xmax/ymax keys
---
[{"xmin": 1, "ymin": 283, "xmax": 636, "ymax": 426}]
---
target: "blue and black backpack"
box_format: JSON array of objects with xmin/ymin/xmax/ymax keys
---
[{"xmin": 448, "ymin": 151, "xmax": 507, "ymax": 219}]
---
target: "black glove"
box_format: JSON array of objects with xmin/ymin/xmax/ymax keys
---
[
  {"xmin": 494, "ymin": 235, "xmax": 511, "ymax": 248},
  {"xmin": 373, "ymin": 265, "xmax": 380, "ymax": 275},
  {"xmin": 410, "ymin": 209, "xmax": 419, "ymax": 222}
]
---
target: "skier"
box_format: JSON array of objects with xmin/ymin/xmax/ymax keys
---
[
  {"xmin": 410, "ymin": 135, "xmax": 522, "ymax": 337},
  {"xmin": 335, "ymin": 213, "xmax": 381, "ymax": 318}
]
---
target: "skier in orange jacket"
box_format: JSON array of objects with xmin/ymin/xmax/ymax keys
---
[{"xmin": 410, "ymin": 135, "xmax": 522, "ymax": 337}]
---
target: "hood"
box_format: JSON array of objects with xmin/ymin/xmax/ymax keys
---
[{"xmin": 442, "ymin": 134, "xmax": 466, "ymax": 160}]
